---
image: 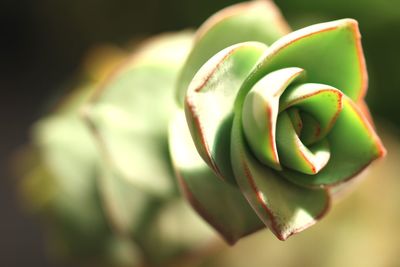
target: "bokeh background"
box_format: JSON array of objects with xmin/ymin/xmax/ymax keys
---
[{"xmin": 1, "ymin": 0, "xmax": 399, "ymax": 266}]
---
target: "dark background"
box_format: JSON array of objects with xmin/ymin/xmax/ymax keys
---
[{"xmin": 1, "ymin": 0, "xmax": 399, "ymax": 266}]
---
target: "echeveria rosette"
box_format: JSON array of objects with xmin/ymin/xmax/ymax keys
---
[{"xmin": 170, "ymin": 2, "xmax": 386, "ymax": 242}]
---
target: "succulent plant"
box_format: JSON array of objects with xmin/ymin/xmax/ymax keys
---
[
  {"xmin": 17, "ymin": 0, "xmax": 386, "ymax": 266},
  {"xmin": 18, "ymin": 33, "xmax": 215, "ymax": 266},
  {"xmin": 169, "ymin": 0, "xmax": 386, "ymax": 243}
]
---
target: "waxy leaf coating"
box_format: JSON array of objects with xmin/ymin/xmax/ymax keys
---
[
  {"xmin": 169, "ymin": 110, "xmax": 265, "ymax": 244},
  {"xmin": 177, "ymin": 7, "xmax": 386, "ymax": 242}
]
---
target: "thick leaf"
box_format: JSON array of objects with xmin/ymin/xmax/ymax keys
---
[
  {"xmin": 176, "ymin": 0, "xmax": 291, "ymax": 104},
  {"xmin": 231, "ymin": 109, "xmax": 331, "ymax": 240},
  {"xmin": 169, "ymin": 110, "xmax": 264, "ymax": 244},
  {"xmin": 242, "ymin": 19, "xmax": 368, "ymax": 102},
  {"xmin": 84, "ymin": 32, "xmax": 193, "ymax": 197},
  {"xmin": 241, "ymin": 67, "xmax": 305, "ymax": 170},
  {"xmin": 276, "ymin": 111, "xmax": 331, "ymax": 174},
  {"xmin": 85, "ymin": 107, "xmax": 175, "ymax": 196},
  {"xmin": 34, "ymin": 114, "xmax": 108, "ymax": 235},
  {"xmin": 31, "ymin": 89, "xmax": 117, "ymax": 258},
  {"xmin": 185, "ymin": 42, "xmax": 267, "ymax": 182},
  {"xmin": 279, "ymin": 83, "xmax": 343, "ymax": 144},
  {"xmin": 281, "ymin": 95, "xmax": 386, "ymax": 187},
  {"xmin": 97, "ymin": 161, "xmax": 153, "ymax": 236},
  {"xmin": 137, "ymin": 198, "xmax": 215, "ymax": 264}
]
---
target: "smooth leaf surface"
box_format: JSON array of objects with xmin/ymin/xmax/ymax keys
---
[
  {"xmin": 242, "ymin": 19, "xmax": 368, "ymax": 102},
  {"xmin": 169, "ymin": 111, "xmax": 264, "ymax": 244},
  {"xmin": 98, "ymin": 161, "xmax": 152, "ymax": 236},
  {"xmin": 85, "ymin": 105, "xmax": 175, "ymax": 197},
  {"xmin": 231, "ymin": 110, "xmax": 331, "ymax": 240},
  {"xmin": 279, "ymin": 83, "xmax": 343, "ymax": 144},
  {"xmin": 34, "ymin": 92, "xmax": 108, "ymax": 235},
  {"xmin": 185, "ymin": 42, "xmax": 267, "ymax": 182},
  {"xmin": 276, "ymin": 112, "xmax": 331, "ymax": 174},
  {"xmin": 241, "ymin": 67, "xmax": 304, "ymax": 170},
  {"xmin": 31, "ymin": 86, "xmax": 119, "ymax": 258},
  {"xmin": 84, "ymin": 32, "xmax": 193, "ymax": 197},
  {"xmin": 281, "ymin": 96, "xmax": 386, "ymax": 187},
  {"xmin": 138, "ymin": 198, "xmax": 214, "ymax": 264},
  {"xmin": 176, "ymin": 0, "xmax": 291, "ymax": 104}
]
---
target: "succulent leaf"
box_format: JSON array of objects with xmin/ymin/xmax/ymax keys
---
[
  {"xmin": 97, "ymin": 162, "xmax": 151, "ymax": 236},
  {"xmin": 176, "ymin": 0, "xmax": 291, "ymax": 105},
  {"xmin": 241, "ymin": 19, "xmax": 368, "ymax": 102},
  {"xmin": 83, "ymin": 33, "xmax": 193, "ymax": 198},
  {"xmin": 231, "ymin": 110, "xmax": 331, "ymax": 240},
  {"xmin": 28, "ymin": 85, "xmax": 129, "ymax": 262},
  {"xmin": 185, "ymin": 42, "xmax": 267, "ymax": 182},
  {"xmin": 276, "ymin": 112, "xmax": 331, "ymax": 174},
  {"xmin": 281, "ymin": 95, "xmax": 386, "ymax": 187},
  {"xmin": 241, "ymin": 67, "xmax": 305, "ymax": 171},
  {"xmin": 137, "ymin": 198, "xmax": 215, "ymax": 263},
  {"xmin": 169, "ymin": 110, "xmax": 265, "ymax": 244}
]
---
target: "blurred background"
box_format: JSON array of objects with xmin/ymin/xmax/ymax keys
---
[{"xmin": 1, "ymin": 0, "xmax": 399, "ymax": 266}]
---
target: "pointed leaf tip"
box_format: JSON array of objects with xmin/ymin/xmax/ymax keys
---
[
  {"xmin": 176, "ymin": 0, "xmax": 291, "ymax": 105},
  {"xmin": 247, "ymin": 18, "xmax": 368, "ymax": 102},
  {"xmin": 185, "ymin": 42, "xmax": 267, "ymax": 182}
]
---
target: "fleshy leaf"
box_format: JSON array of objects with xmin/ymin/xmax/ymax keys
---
[
  {"xmin": 279, "ymin": 83, "xmax": 343, "ymax": 144},
  {"xmin": 243, "ymin": 19, "xmax": 368, "ymax": 102},
  {"xmin": 31, "ymin": 86, "xmax": 119, "ymax": 258},
  {"xmin": 276, "ymin": 111, "xmax": 331, "ymax": 174},
  {"xmin": 85, "ymin": 107, "xmax": 175, "ymax": 196},
  {"xmin": 138, "ymin": 199, "xmax": 214, "ymax": 264},
  {"xmin": 97, "ymin": 160, "xmax": 152, "ymax": 236},
  {"xmin": 176, "ymin": 0, "xmax": 291, "ymax": 104},
  {"xmin": 281, "ymin": 95, "xmax": 386, "ymax": 187},
  {"xmin": 83, "ymin": 32, "xmax": 193, "ymax": 197},
  {"xmin": 241, "ymin": 67, "xmax": 305, "ymax": 170},
  {"xmin": 185, "ymin": 42, "xmax": 267, "ymax": 182},
  {"xmin": 169, "ymin": 110, "xmax": 264, "ymax": 244},
  {"xmin": 231, "ymin": 109, "xmax": 331, "ymax": 240}
]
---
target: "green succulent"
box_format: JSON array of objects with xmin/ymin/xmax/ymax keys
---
[{"xmin": 169, "ymin": 0, "xmax": 385, "ymax": 243}]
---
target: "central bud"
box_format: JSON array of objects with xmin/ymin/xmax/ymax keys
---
[{"xmin": 242, "ymin": 67, "xmax": 343, "ymax": 175}]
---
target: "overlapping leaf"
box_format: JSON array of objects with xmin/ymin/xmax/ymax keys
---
[
  {"xmin": 176, "ymin": 0, "xmax": 291, "ymax": 105},
  {"xmin": 170, "ymin": 110, "xmax": 265, "ymax": 244},
  {"xmin": 83, "ymin": 32, "xmax": 194, "ymax": 237}
]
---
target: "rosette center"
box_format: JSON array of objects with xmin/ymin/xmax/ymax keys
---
[{"xmin": 242, "ymin": 68, "xmax": 344, "ymax": 175}]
